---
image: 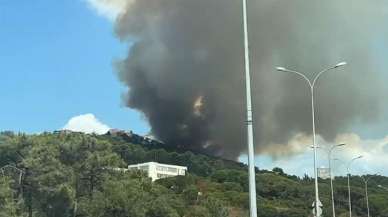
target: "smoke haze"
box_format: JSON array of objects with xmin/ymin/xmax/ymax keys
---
[{"xmin": 109, "ymin": 0, "xmax": 387, "ymax": 159}]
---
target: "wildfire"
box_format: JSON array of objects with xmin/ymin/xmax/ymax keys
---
[{"xmin": 193, "ymin": 96, "xmax": 204, "ymax": 117}]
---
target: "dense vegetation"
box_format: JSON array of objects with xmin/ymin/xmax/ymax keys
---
[{"xmin": 0, "ymin": 131, "xmax": 387, "ymax": 217}]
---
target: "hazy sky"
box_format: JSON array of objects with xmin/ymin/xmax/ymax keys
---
[{"xmin": 1, "ymin": 0, "xmax": 387, "ymax": 177}]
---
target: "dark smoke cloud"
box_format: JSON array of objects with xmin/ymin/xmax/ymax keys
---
[{"xmin": 114, "ymin": 0, "xmax": 388, "ymax": 159}]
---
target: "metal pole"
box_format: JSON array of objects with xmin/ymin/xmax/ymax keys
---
[
  {"xmin": 365, "ymin": 181, "xmax": 370, "ymax": 217},
  {"xmin": 328, "ymin": 144, "xmax": 345, "ymax": 217},
  {"xmin": 276, "ymin": 62, "xmax": 346, "ymax": 217},
  {"xmin": 361, "ymin": 176, "xmax": 374, "ymax": 217},
  {"xmin": 346, "ymin": 156, "xmax": 362, "ymax": 217},
  {"xmin": 347, "ymin": 172, "xmax": 352, "ymax": 217},
  {"xmin": 242, "ymin": 0, "xmax": 257, "ymax": 216},
  {"xmin": 329, "ymin": 152, "xmax": 335, "ymax": 217},
  {"xmin": 310, "ymin": 86, "xmax": 320, "ymax": 217}
]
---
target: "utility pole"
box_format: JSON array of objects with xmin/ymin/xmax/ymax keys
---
[{"xmin": 242, "ymin": 0, "xmax": 257, "ymax": 216}]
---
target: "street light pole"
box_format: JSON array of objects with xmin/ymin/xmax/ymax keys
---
[
  {"xmin": 328, "ymin": 144, "xmax": 346, "ymax": 217},
  {"xmin": 346, "ymin": 155, "xmax": 363, "ymax": 217},
  {"xmin": 276, "ymin": 62, "xmax": 347, "ymax": 217},
  {"xmin": 361, "ymin": 175, "xmax": 375, "ymax": 217},
  {"xmin": 242, "ymin": 0, "xmax": 257, "ymax": 217},
  {"xmin": 365, "ymin": 180, "xmax": 370, "ymax": 217}
]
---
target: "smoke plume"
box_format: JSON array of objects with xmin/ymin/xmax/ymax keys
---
[{"xmin": 110, "ymin": 0, "xmax": 387, "ymax": 159}]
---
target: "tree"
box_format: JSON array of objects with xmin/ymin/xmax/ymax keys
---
[
  {"xmin": 22, "ymin": 137, "xmax": 75, "ymax": 217},
  {"xmin": 183, "ymin": 185, "xmax": 199, "ymax": 205},
  {"xmin": 272, "ymin": 167, "xmax": 285, "ymax": 175},
  {"xmin": 202, "ymin": 197, "xmax": 229, "ymax": 217},
  {"xmin": 184, "ymin": 206, "xmax": 211, "ymax": 217},
  {"xmin": 0, "ymin": 176, "xmax": 25, "ymax": 217},
  {"xmin": 78, "ymin": 173, "xmax": 182, "ymax": 217},
  {"xmin": 2, "ymin": 132, "xmax": 388, "ymax": 217}
]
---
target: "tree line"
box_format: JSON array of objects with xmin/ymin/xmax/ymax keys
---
[{"xmin": 0, "ymin": 131, "xmax": 387, "ymax": 217}]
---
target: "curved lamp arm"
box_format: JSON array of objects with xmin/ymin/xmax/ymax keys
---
[
  {"xmin": 347, "ymin": 155, "xmax": 363, "ymax": 174},
  {"xmin": 0, "ymin": 165, "xmax": 24, "ymax": 173},
  {"xmin": 361, "ymin": 173, "xmax": 380, "ymax": 184},
  {"xmin": 328, "ymin": 143, "xmax": 346, "ymax": 156},
  {"xmin": 276, "ymin": 67, "xmax": 313, "ymax": 87},
  {"xmin": 312, "ymin": 62, "xmax": 347, "ymax": 87},
  {"xmin": 277, "ymin": 62, "xmax": 347, "ymax": 88}
]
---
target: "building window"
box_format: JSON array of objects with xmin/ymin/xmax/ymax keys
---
[
  {"xmin": 157, "ymin": 173, "xmax": 175, "ymax": 179},
  {"xmin": 157, "ymin": 166, "xmax": 178, "ymax": 173},
  {"xmin": 156, "ymin": 166, "xmax": 165, "ymax": 171},
  {"xmin": 139, "ymin": 166, "xmax": 149, "ymax": 171},
  {"xmin": 167, "ymin": 167, "xmax": 178, "ymax": 173}
]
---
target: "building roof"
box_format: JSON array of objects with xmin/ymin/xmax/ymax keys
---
[{"xmin": 128, "ymin": 162, "xmax": 187, "ymax": 170}]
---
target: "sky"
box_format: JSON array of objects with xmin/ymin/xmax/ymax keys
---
[
  {"xmin": 1, "ymin": 0, "xmax": 387, "ymax": 177},
  {"xmin": 0, "ymin": 0, "xmax": 149, "ymax": 135}
]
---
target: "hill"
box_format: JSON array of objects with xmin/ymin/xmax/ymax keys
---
[{"xmin": 0, "ymin": 131, "xmax": 387, "ymax": 217}]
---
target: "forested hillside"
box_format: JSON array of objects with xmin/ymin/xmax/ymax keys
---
[{"xmin": 0, "ymin": 131, "xmax": 387, "ymax": 217}]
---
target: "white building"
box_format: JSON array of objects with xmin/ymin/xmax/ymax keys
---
[{"xmin": 128, "ymin": 162, "xmax": 187, "ymax": 181}]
